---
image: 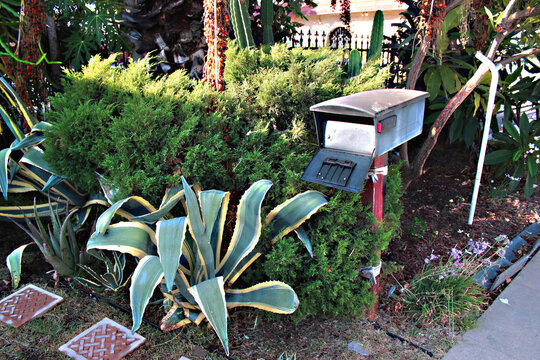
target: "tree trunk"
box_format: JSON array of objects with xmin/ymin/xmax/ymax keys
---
[{"xmin": 45, "ymin": 14, "xmax": 61, "ymax": 85}]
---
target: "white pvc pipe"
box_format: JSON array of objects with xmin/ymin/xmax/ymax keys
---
[{"xmin": 468, "ymin": 52, "xmax": 502, "ymax": 225}]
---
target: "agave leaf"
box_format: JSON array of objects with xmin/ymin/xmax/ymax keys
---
[
  {"xmin": 88, "ymin": 222, "xmax": 157, "ymax": 259},
  {"xmin": 8, "ymin": 176, "xmax": 37, "ymax": 193},
  {"xmin": 173, "ymin": 270, "xmax": 197, "ymax": 304},
  {"xmin": 266, "ymin": 190, "xmax": 327, "ymax": 242},
  {"xmin": 226, "ymin": 250, "xmax": 262, "ymax": 285},
  {"xmin": 225, "ymin": 281, "xmax": 299, "ymax": 314},
  {"xmin": 8, "ymin": 160, "xmax": 20, "ymax": 183},
  {"xmin": 0, "ymin": 103, "xmax": 24, "ymax": 141},
  {"xmin": 131, "ymin": 186, "xmax": 185, "ymax": 223},
  {"xmin": 41, "ymin": 175, "xmax": 65, "ymax": 192},
  {"xmin": 189, "ymin": 277, "xmax": 229, "ymax": 355},
  {"xmin": 0, "ymin": 77, "xmax": 36, "ymax": 129},
  {"xmin": 157, "ymin": 217, "xmax": 187, "ymax": 291},
  {"xmin": 10, "ymin": 132, "xmax": 45, "ymax": 150},
  {"xmin": 95, "ymin": 196, "xmax": 156, "ymax": 234},
  {"xmin": 185, "ymin": 308, "xmax": 205, "ymax": 325},
  {"xmin": 6, "ymin": 243, "xmax": 33, "ymax": 288},
  {"xmin": 0, "ymin": 147, "xmax": 12, "ymax": 200},
  {"xmin": 96, "ymin": 172, "xmax": 121, "ymax": 205},
  {"xmin": 78, "ymin": 264, "xmax": 104, "ymax": 284},
  {"xmin": 293, "ymin": 226, "xmax": 313, "ymax": 258},
  {"xmin": 18, "ymin": 154, "xmax": 86, "ymax": 206},
  {"xmin": 1, "ymin": 201, "xmax": 71, "ymax": 224},
  {"xmin": 218, "ymin": 180, "xmax": 272, "ymax": 283},
  {"xmin": 199, "ymin": 190, "xmax": 229, "ymax": 265},
  {"xmin": 130, "ymin": 255, "xmax": 164, "ymax": 332},
  {"xmin": 160, "ymin": 305, "xmax": 191, "ymax": 332},
  {"xmin": 182, "ymin": 177, "xmax": 215, "ymax": 281}
]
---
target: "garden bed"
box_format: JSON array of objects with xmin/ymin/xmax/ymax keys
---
[{"xmin": 1, "ymin": 142, "xmax": 538, "ymax": 359}]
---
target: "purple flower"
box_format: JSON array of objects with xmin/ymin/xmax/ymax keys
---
[
  {"xmin": 424, "ymin": 250, "xmax": 440, "ymax": 264},
  {"xmin": 451, "ymin": 248, "xmax": 462, "ymax": 260}
]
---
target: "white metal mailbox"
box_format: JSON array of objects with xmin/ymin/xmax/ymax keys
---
[{"xmin": 302, "ymin": 89, "xmax": 429, "ymax": 192}]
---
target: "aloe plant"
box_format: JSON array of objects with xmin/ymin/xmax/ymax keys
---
[
  {"xmin": 6, "ymin": 198, "xmax": 89, "ymax": 288},
  {"xmin": 88, "ymin": 177, "xmax": 327, "ymax": 355}
]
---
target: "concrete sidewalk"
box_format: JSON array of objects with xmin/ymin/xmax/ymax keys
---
[{"xmin": 443, "ymin": 245, "xmax": 540, "ymax": 360}]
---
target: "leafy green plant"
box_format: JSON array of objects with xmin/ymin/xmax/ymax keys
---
[
  {"xmin": 42, "ymin": 48, "xmax": 403, "ymax": 321},
  {"xmin": 485, "ymin": 114, "xmax": 539, "ymax": 198},
  {"xmin": 87, "ymin": 177, "xmax": 327, "ymax": 355},
  {"xmin": 397, "ymin": 238, "xmax": 502, "ymax": 332},
  {"xmin": 409, "ymin": 216, "xmax": 427, "ymax": 239},
  {"xmin": 76, "ymin": 251, "xmax": 130, "ymax": 292},
  {"xmin": 7, "ymin": 198, "xmax": 89, "ymax": 288}
]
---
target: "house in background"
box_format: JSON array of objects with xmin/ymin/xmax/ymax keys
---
[{"xmin": 291, "ymin": 0, "xmax": 407, "ymax": 48}]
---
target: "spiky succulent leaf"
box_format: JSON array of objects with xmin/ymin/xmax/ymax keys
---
[
  {"xmin": 130, "ymin": 255, "xmax": 164, "ymax": 332},
  {"xmin": 218, "ymin": 180, "xmax": 272, "ymax": 283},
  {"xmin": 225, "ymin": 281, "xmax": 299, "ymax": 314},
  {"xmin": 199, "ymin": 190, "xmax": 229, "ymax": 265},
  {"xmin": 160, "ymin": 305, "xmax": 191, "ymax": 332},
  {"xmin": 266, "ymin": 190, "xmax": 327, "ymax": 242},
  {"xmin": 189, "ymin": 277, "xmax": 229, "ymax": 355},
  {"xmin": 88, "ymin": 222, "xmax": 157, "ymax": 258},
  {"xmin": 182, "ymin": 177, "xmax": 215, "ymax": 280},
  {"xmin": 294, "ymin": 226, "xmax": 313, "ymax": 258},
  {"xmin": 0, "ymin": 147, "xmax": 11, "ymax": 200},
  {"xmin": 157, "ymin": 217, "xmax": 188, "ymax": 291},
  {"xmin": 6, "ymin": 243, "xmax": 33, "ymax": 288}
]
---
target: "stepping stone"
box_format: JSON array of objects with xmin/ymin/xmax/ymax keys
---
[
  {"xmin": 59, "ymin": 317, "xmax": 145, "ymax": 360},
  {"xmin": 0, "ymin": 284, "xmax": 64, "ymax": 328}
]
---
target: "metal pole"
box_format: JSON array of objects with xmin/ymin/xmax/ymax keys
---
[{"xmin": 468, "ymin": 51, "xmax": 501, "ymax": 225}]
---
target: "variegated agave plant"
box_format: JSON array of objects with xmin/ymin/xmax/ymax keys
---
[{"xmin": 88, "ymin": 177, "xmax": 327, "ymax": 355}]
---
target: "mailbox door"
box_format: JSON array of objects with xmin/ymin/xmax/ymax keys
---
[{"xmin": 301, "ymin": 148, "xmax": 374, "ymax": 193}]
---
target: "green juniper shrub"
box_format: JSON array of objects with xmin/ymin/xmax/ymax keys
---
[{"xmin": 42, "ymin": 44, "xmax": 401, "ymax": 320}]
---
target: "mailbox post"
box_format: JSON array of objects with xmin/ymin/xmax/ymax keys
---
[{"xmin": 302, "ymin": 89, "xmax": 429, "ymax": 319}]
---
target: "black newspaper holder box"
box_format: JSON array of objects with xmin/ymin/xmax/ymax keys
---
[{"xmin": 301, "ymin": 89, "xmax": 429, "ymax": 192}]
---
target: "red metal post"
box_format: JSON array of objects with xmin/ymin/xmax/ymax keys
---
[{"xmin": 361, "ymin": 154, "xmax": 387, "ymax": 320}]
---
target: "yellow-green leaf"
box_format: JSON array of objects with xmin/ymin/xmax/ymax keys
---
[
  {"xmin": 189, "ymin": 277, "xmax": 229, "ymax": 355},
  {"xmin": 130, "ymin": 255, "xmax": 164, "ymax": 332},
  {"xmin": 157, "ymin": 217, "xmax": 187, "ymax": 291}
]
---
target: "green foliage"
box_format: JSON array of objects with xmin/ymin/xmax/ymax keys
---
[
  {"xmin": 249, "ymin": 165, "xmax": 403, "ymax": 320},
  {"xmin": 485, "ymin": 114, "xmax": 539, "ymax": 198},
  {"xmin": 398, "ymin": 244, "xmax": 491, "ymax": 331},
  {"xmin": 45, "ymin": 0, "xmax": 127, "ymax": 70},
  {"xmin": 43, "ymin": 55, "xmax": 194, "ymax": 203},
  {"xmin": 343, "ymin": 60, "xmax": 391, "ymax": 96},
  {"xmin": 43, "ymin": 45, "xmax": 404, "ymax": 320}
]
